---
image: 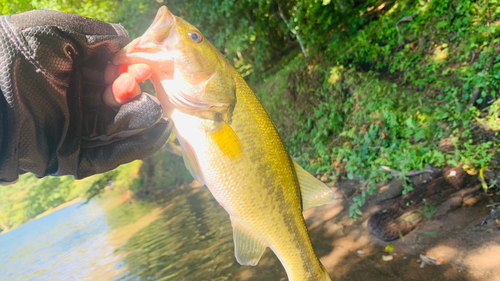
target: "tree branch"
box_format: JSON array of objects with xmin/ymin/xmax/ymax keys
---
[{"xmin": 277, "ymin": 3, "xmax": 308, "ymax": 57}]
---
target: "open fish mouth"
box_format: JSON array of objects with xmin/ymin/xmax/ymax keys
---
[
  {"xmin": 113, "ymin": 6, "xmax": 177, "ymax": 74},
  {"xmin": 112, "ymin": 6, "xmax": 229, "ymax": 113},
  {"xmin": 112, "ymin": 7, "xmax": 207, "ymax": 111}
]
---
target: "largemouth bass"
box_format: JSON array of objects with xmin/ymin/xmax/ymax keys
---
[{"xmin": 114, "ymin": 6, "xmax": 335, "ymax": 281}]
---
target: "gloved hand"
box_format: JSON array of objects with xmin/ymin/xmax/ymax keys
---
[{"xmin": 0, "ymin": 10, "xmax": 172, "ymax": 184}]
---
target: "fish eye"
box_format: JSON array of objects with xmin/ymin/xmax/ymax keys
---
[{"xmin": 188, "ymin": 31, "xmax": 203, "ymax": 43}]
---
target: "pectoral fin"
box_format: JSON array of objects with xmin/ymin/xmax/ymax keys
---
[
  {"xmin": 207, "ymin": 121, "xmax": 243, "ymax": 160},
  {"xmin": 231, "ymin": 219, "xmax": 266, "ymax": 266},
  {"xmin": 176, "ymin": 134, "xmax": 205, "ymax": 184},
  {"xmin": 293, "ymin": 160, "xmax": 336, "ymax": 210}
]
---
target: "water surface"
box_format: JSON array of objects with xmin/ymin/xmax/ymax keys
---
[{"xmin": 0, "ymin": 188, "xmax": 285, "ymax": 281}]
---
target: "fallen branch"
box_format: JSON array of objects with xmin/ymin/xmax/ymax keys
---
[
  {"xmin": 419, "ymin": 254, "xmax": 442, "ymax": 268},
  {"xmin": 380, "ymin": 166, "xmax": 439, "ymax": 177},
  {"xmin": 406, "ymin": 168, "xmax": 440, "ymax": 177}
]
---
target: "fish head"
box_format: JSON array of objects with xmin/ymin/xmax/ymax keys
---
[{"xmin": 113, "ymin": 6, "xmax": 236, "ymax": 117}]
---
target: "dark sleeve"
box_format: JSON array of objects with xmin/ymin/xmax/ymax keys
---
[{"xmin": 0, "ymin": 10, "xmax": 171, "ymax": 184}]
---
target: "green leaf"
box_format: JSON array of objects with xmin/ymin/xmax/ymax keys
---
[{"xmin": 414, "ymin": 129, "xmax": 426, "ymax": 142}]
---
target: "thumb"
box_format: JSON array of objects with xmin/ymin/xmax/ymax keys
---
[{"xmin": 104, "ymin": 63, "xmax": 153, "ymax": 107}]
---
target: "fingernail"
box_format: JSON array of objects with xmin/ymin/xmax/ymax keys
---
[
  {"xmin": 112, "ymin": 72, "xmax": 141, "ymax": 104},
  {"xmin": 127, "ymin": 63, "xmax": 152, "ymax": 81}
]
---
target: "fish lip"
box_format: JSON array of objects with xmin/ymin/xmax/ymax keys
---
[
  {"xmin": 112, "ymin": 5, "xmax": 177, "ymax": 71},
  {"xmin": 138, "ymin": 6, "xmax": 176, "ymax": 46},
  {"xmin": 169, "ymin": 91, "xmax": 226, "ymax": 112}
]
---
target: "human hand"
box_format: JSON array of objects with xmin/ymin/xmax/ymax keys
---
[{"xmin": 0, "ymin": 10, "xmax": 171, "ymax": 184}]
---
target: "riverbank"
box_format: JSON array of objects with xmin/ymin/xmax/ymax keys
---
[
  {"xmin": 33, "ymin": 197, "xmax": 84, "ymax": 220},
  {"xmin": 0, "ymin": 198, "xmax": 84, "ymax": 236},
  {"xmin": 0, "ymin": 161, "xmax": 145, "ymax": 234}
]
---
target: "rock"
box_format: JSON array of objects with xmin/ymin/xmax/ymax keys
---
[
  {"xmin": 478, "ymin": 208, "xmax": 500, "ymax": 230},
  {"xmin": 438, "ymin": 137, "xmax": 455, "ymax": 152},
  {"xmin": 435, "ymin": 195, "xmax": 463, "ymax": 217}
]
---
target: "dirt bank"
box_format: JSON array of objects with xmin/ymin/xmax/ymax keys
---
[{"xmin": 304, "ymin": 178, "xmax": 500, "ymax": 281}]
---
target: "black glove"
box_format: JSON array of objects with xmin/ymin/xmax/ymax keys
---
[{"xmin": 0, "ymin": 10, "xmax": 172, "ymax": 184}]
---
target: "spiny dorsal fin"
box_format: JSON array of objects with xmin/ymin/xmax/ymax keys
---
[
  {"xmin": 231, "ymin": 218, "xmax": 267, "ymax": 266},
  {"xmin": 207, "ymin": 121, "xmax": 243, "ymax": 160},
  {"xmin": 292, "ymin": 160, "xmax": 336, "ymax": 210}
]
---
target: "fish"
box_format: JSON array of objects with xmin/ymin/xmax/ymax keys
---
[{"xmin": 113, "ymin": 6, "xmax": 335, "ymax": 281}]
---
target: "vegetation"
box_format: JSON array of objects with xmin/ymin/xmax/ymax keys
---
[
  {"xmin": 1, "ymin": 0, "xmax": 499, "ymax": 229},
  {"xmin": 248, "ymin": 0, "xmax": 500, "ymax": 218}
]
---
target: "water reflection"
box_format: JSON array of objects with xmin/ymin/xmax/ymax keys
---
[
  {"xmin": 0, "ymin": 199, "xmax": 120, "ymax": 281},
  {"xmin": 115, "ymin": 189, "xmax": 231, "ymax": 280},
  {"xmin": 113, "ymin": 188, "xmax": 285, "ymax": 281},
  {"xmin": 0, "ymin": 187, "xmax": 286, "ymax": 281}
]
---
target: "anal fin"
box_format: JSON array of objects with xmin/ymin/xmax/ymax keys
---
[
  {"xmin": 231, "ymin": 218, "xmax": 266, "ymax": 266},
  {"xmin": 293, "ymin": 159, "xmax": 336, "ymax": 210}
]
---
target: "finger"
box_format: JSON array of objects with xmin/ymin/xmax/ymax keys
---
[
  {"xmin": 104, "ymin": 72, "xmax": 142, "ymax": 108},
  {"xmin": 112, "ymin": 72, "xmax": 141, "ymax": 104},
  {"xmin": 104, "ymin": 63, "xmax": 120, "ymax": 85},
  {"xmin": 103, "ymin": 85, "xmax": 121, "ymax": 107},
  {"xmin": 105, "ymin": 63, "xmax": 152, "ymax": 85},
  {"xmin": 127, "ymin": 63, "xmax": 152, "ymax": 82},
  {"xmin": 104, "ymin": 64, "xmax": 132, "ymax": 84}
]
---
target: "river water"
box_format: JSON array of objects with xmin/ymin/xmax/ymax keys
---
[{"xmin": 0, "ymin": 188, "xmax": 286, "ymax": 281}]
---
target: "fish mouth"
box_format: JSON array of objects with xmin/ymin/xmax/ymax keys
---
[
  {"xmin": 113, "ymin": 6, "xmax": 177, "ymax": 73},
  {"xmin": 112, "ymin": 6, "xmax": 224, "ymax": 113}
]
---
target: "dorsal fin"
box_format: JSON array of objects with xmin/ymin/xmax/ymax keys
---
[
  {"xmin": 231, "ymin": 218, "xmax": 267, "ymax": 266},
  {"xmin": 292, "ymin": 160, "xmax": 335, "ymax": 210}
]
